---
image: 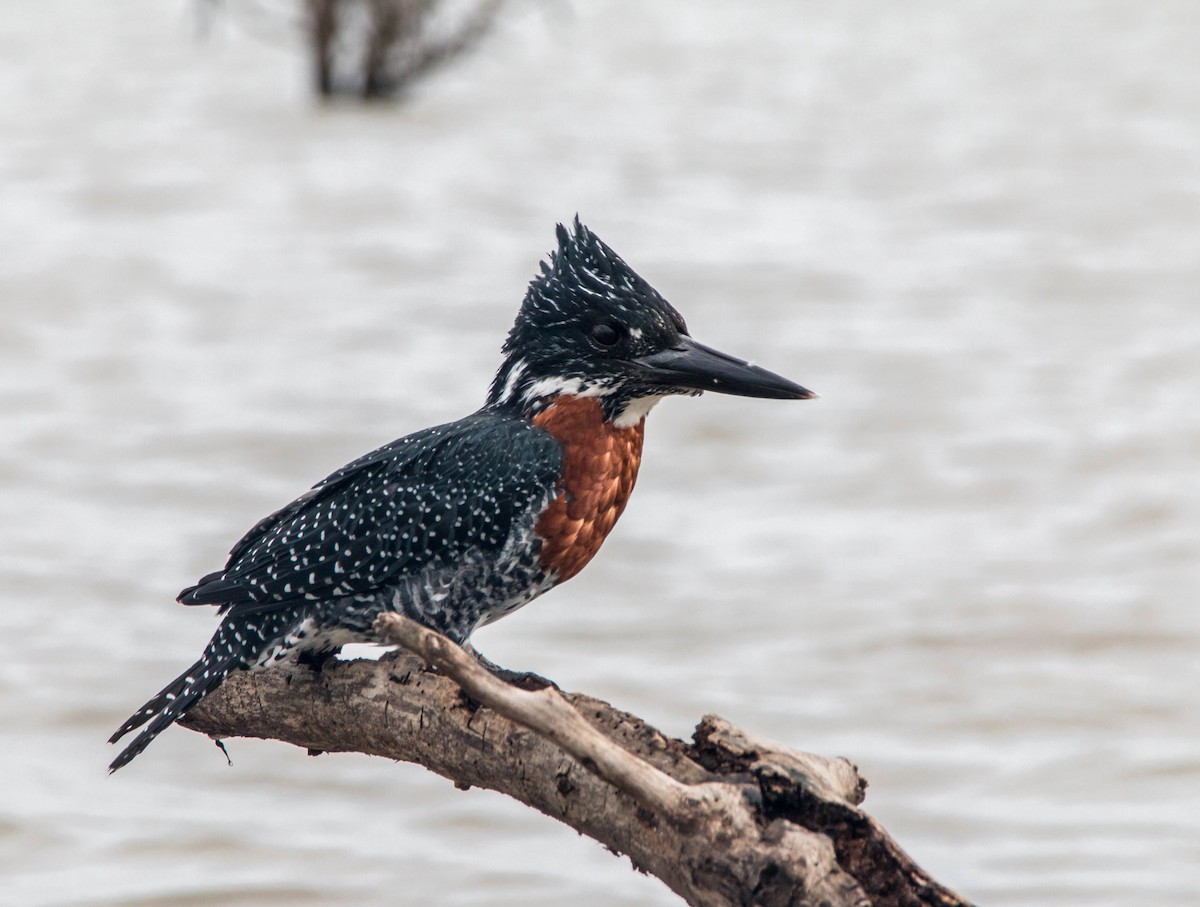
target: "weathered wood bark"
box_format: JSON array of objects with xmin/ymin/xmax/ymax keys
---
[{"xmin": 181, "ymin": 614, "xmax": 974, "ymax": 907}]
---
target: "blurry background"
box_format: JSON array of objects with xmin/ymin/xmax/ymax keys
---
[{"xmin": 2, "ymin": 1, "xmax": 1197, "ymax": 904}]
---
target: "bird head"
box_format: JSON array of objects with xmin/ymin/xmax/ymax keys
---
[{"xmin": 488, "ymin": 218, "xmax": 815, "ymax": 426}]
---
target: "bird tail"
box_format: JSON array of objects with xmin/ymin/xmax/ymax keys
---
[{"xmin": 108, "ymin": 628, "xmax": 246, "ymax": 773}]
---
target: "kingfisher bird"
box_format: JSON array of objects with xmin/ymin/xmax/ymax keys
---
[{"xmin": 108, "ymin": 219, "xmax": 815, "ymax": 772}]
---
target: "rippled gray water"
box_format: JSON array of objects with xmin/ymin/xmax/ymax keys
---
[{"xmin": 2, "ymin": 2, "xmax": 1198, "ymax": 904}]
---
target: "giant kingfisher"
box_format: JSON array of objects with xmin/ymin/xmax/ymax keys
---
[{"xmin": 109, "ymin": 219, "xmax": 815, "ymax": 772}]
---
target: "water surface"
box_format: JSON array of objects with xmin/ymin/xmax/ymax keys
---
[{"xmin": 2, "ymin": 2, "xmax": 1198, "ymax": 904}]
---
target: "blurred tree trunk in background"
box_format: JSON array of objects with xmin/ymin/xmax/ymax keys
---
[{"xmin": 305, "ymin": 0, "xmax": 502, "ymax": 99}]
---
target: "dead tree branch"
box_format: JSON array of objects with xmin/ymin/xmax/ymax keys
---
[
  {"xmin": 305, "ymin": 0, "xmax": 502, "ymax": 99},
  {"xmin": 180, "ymin": 613, "xmax": 974, "ymax": 907}
]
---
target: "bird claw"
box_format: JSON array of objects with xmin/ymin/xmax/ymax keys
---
[
  {"xmin": 467, "ymin": 647, "xmax": 559, "ymax": 692},
  {"xmin": 295, "ymin": 646, "xmax": 340, "ymax": 674}
]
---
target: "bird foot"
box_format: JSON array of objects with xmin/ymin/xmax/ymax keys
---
[
  {"xmin": 295, "ymin": 646, "xmax": 340, "ymax": 674},
  {"xmin": 467, "ymin": 647, "xmax": 559, "ymax": 692}
]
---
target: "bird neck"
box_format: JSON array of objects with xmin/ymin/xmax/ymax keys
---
[{"xmin": 487, "ymin": 357, "xmax": 664, "ymax": 428}]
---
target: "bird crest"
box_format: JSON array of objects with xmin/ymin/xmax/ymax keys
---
[{"xmin": 488, "ymin": 217, "xmax": 689, "ymax": 417}]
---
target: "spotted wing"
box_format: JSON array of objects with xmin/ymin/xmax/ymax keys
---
[{"xmin": 178, "ymin": 412, "xmax": 562, "ymax": 615}]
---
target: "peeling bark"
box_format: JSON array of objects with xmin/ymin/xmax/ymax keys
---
[{"xmin": 180, "ymin": 614, "xmax": 974, "ymax": 907}]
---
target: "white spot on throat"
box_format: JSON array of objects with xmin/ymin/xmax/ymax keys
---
[
  {"xmin": 613, "ymin": 394, "xmax": 665, "ymax": 428},
  {"xmin": 521, "ymin": 374, "xmax": 619, "ymax": 405},
  {"xmin": 521, "ymin": 375, "xmax": 663, "ymax": 427}
]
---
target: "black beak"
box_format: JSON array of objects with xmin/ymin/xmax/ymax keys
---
[{"xmin": 635, "ymin": 335, "xmax": 816, "ymax": 400}]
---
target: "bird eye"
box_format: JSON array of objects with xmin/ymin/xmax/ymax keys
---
[{"xmin": 591, "ymin": 322, "xmax": 622, "ymax": 347}]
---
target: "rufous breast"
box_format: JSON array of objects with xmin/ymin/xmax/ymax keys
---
[{"xmin": 531, "ymin": 396, "xmax": 645, "ymax": 583}]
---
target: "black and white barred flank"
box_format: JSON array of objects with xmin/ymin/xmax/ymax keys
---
[{"xmin": 109, "ymin": 414, "xmax": 564, "ymax": 772}]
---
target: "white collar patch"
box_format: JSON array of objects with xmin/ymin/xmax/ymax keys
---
[
  {"xmin": 522, "ymin": 375, "xmax": 620, "ymax": 405},
  {"xmin": 613, "ymin": 394, "xmax": 665, "ymax": 428}
]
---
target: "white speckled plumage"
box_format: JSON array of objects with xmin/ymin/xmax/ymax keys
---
[{"xmin": 108, "ymin": 218, "xmax": 812, "ymax": 772}]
